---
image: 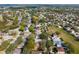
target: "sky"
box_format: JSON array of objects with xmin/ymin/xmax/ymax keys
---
[{"xmin": 0, "ymin": 0, "xmax": 79, "ymax": 4}]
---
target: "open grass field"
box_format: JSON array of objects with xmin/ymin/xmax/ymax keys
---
[{"xmin": 47, "ymin": 25, "xmax": 79, "ymax": 54}]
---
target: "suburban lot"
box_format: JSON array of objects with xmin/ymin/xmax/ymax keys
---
[{"xmin": 47, "ymin": 25, "xmax": 79, "ymax": 53}]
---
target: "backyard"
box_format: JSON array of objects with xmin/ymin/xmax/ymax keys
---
[{"xmin": 47, "ymin": 25, "xmax": 79, "ymax": 53}]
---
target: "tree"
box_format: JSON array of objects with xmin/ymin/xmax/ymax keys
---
[
  {"xmin": 39, "ymin": 32, "xmax": 48, "ymax": 40},
  {"xmin": 46, "ymin": 40, "xmax": 53, "ymax": 48},
  {"xmin": 55, "ymin": 31, "xmax": 60, "ymax": 35},
  {"xmin": 19, "ymin": 25, "xmax": 25, "ymax": 31},
  {"xmin": 13, "ymin": 16, "xmax": 18, "ymax": 25},
  {"xmin": 39, "ymin": 18, "xmax": 46, "ymax": 23},
  {"xmin": 29, "ymin": 25, "xmax": 35, "ymax": 33},
  {"xmin": 38, "ymin": 40, "xmax": 46, "ymax": 52},
  {"xmin": 19, "ymin": 18, "xmax": 26, "ymax": 31},
  {"xmin": 15, "ymin": 36, "xmax": 23, "ymax": 46},
  {"xmin": 20, "ymin": 21, "xmax": 26, "ymax": 27},
  {"xmin": 32, "ymin": 16, "xmax": 39, "ymax": 24}
]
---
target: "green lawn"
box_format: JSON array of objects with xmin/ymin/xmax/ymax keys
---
[
  {"xmin": 0, "ymin": 40, "xmax": 10, "ymax": 51},
  {"xmin": 5, "ymin": 44, "xmax": 17, "ymax": 54},
  {"xmin": 47, "ymin": 25, "xmax": 79, "ymax": 54},
  {"xmin": 0, "ymin": 18, "xmax": 18, "ymax": 32}
]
